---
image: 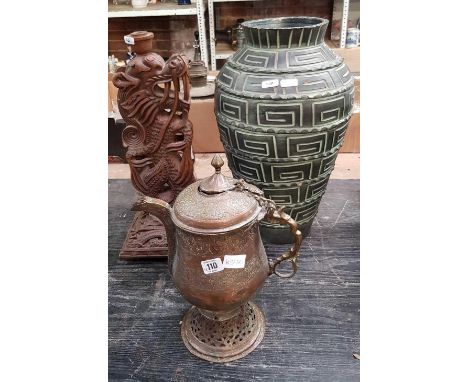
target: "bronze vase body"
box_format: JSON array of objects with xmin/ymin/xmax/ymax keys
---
[
  {"xmin": 215, "ymin": 17, "xmax": 355, "ymax": 244},
  {"xmin": 133, "ymin": 155, "xmax": 302, "ymax": 362}
]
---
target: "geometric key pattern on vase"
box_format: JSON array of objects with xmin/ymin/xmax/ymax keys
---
[
  {"xmin": 226, "ymin": 150, "xmax": 339, "ymax": 183},
  {"xmin": 215, "ymin": 17, "xmax": 354, "ymax": 243},
  {"xmin": 234, "ymin": 175, "xmax": 330, "ymax": 205},
  {"xmin": 218, "ymin": 118, "xmax": 349, "ymax": 158},
  {"xmin": 216, "ymin": 92, "xmax": 353, "ymax": 128}
]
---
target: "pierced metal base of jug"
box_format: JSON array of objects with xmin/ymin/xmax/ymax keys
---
[{"xmin": 180, "ymin": 301, "xmax": 265, "ymax": 363}]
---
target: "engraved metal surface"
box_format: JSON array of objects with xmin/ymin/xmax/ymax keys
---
[
  {"xmin": 171, "ymin": 156, "xmax": 262, "ymax": 233},
  {"xmin": 181, "ymin": 302, "xmax": 265, "ymax": 363},
  {"xmin": 132, "ymin": 157, "xmax": 303, "ymax": 362}
]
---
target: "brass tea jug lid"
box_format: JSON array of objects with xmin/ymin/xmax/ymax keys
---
[
  {"xmin": 172, "ymin": 155, "xmax": 262, "ymax": 233},
  {"xmin": 198, "ymin": 154, "xmax": 235, "ymax": 194}
]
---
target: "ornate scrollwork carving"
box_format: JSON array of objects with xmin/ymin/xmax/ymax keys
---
[{"xmin": 113, "ymin": 31, "xmax": 195, "ymax": 204}]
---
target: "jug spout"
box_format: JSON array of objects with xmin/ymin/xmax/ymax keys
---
[{"xmin": 132, "ymin": 196, "xmax": 176, "ymax": 272}]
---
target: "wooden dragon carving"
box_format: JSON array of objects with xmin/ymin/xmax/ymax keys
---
[{"xmin": 112, "ymin": 31, "xmax": 195, "ymax": 204}]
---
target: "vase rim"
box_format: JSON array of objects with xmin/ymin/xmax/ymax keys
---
[{"xmin": 242, "ymin": 16, "xmax": 328, "ymax": 30}]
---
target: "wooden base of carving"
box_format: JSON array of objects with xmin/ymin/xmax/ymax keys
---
[{"xmin": 119, "ymin": 211, "xmax": 168, "ymax": 259}]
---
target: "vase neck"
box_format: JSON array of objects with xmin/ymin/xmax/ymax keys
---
[{"xmin": 242, "ymin": 17, "xmax": 328, "ymax": 49}]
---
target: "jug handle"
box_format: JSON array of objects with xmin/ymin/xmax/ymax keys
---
[
  {"xmin": 265, "ymin": 207, "xmax": 302, "ymax": 279},
  {"xmin": 233, "ymin": 179, "xmax": 303, "ymax": 278}
]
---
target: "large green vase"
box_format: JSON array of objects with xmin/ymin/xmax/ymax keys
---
[{"xmin": 215, "ymin": 17, "xmax": 355, "ymax": 243}]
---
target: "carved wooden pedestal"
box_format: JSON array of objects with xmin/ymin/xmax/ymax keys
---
[
  {"xmin": 119, "ymin": 212, "xmax": 168, "ymax": 259},
  {"xmin": 113, "ymin": 31, "xmax": 195, "ymax": 259}
]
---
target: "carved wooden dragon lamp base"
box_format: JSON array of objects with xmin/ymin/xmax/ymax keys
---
[{"xmin": 113, "ymin": 31, "xmax": 195, "ymax": 260}]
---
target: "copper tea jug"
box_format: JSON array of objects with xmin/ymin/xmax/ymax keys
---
[{"xmin": 133, "ymin": 155, "xmax": 303, "ymax": 362}]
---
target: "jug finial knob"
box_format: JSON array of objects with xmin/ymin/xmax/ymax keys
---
[
  {"xmin": 211, "ymin": 154, "xmax": 224, "ymax": 173},
  {"xmin": 199, "ymin": 155, "xmax": 233, "ymax": 194}
]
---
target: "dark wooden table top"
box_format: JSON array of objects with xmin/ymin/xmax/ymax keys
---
[{"xmin": 109, "ymin": 179, "xmax": 360, "ymax": 382}]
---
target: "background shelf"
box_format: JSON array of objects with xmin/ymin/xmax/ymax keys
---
[
  {"xmin": 108, "ymin": 3, "xmax": 198, "ymax": 18},
  {"xmin": 108, "ymin": 1, "xmax": 208, "ymax": 67},
  {"xmin": 208, "ymin": 0, "xmax": 358, "ymax": 70}
]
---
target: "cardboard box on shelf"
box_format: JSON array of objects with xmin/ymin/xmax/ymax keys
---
[
  {"xmin": 190, "ymin": 97, "xmax": 224, "ymax": 153},
  {"xmin": 340, "ymin": 113, "xmax": 360, "ymax": 153}
]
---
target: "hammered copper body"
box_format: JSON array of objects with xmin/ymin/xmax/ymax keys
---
[{"xmin": 132, "ymin": 155, "xmax": 302, "ymax": 362}]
